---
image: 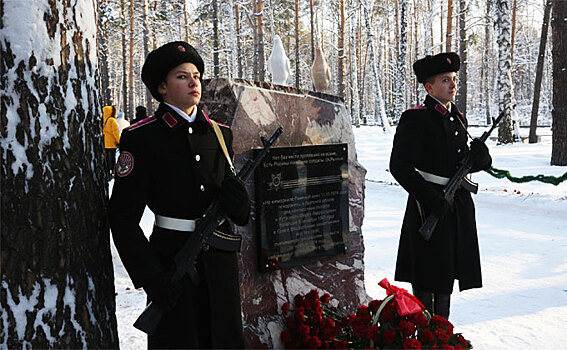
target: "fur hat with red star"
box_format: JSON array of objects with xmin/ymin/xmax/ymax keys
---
[
  {"xmin": 413, "ymin": 52, "xmax": 460, "ymax": 84},
  {"xmin": 142, "ymin": 41, "xmax": 205, "ymax": 102}
]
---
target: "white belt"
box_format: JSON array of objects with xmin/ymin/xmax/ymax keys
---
[
  {"xmin": 154, "ymin": 215, "xmax": 196, "ymax": 232},
  {"xmin": 416, "ymin": 169, "xmax": 450, "ymax": 186}
]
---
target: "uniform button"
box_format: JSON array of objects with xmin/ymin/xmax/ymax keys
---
[
  {"xmin": 195, "ymin": 154, "xmax": 200, "ymax": 161},
  {"xmin": 457, "ymin": 149, "xmax": 462, "ymax": 153},
  {"xmin": 188, "ymin": 127, "xmax": 193, "ymax": 134},
  {"xmin": 200, "ymin": 185, "xmax": 205, "ymax": 191},
  {"xmin": 454, "ymin": 131, "xmax": 459, "ymax": 136},
  {"xmin": 450, "ymin": 117, "xmax": 454, "ymax": 121}
]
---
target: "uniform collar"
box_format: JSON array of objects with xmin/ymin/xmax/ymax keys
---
[
  {"xmin": 163, "ymin": 102, "xmax": 198, "ymax": 123},
  {"xmin": 155, "ymin": 103, "xmax": 211, "ymax": 131},
  {"xmin": 424, "ymin": 95, "xmax": 457, "ymax": 117}
]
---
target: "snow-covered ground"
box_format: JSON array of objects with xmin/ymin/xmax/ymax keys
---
[{"xmin": 113, "ymin": 125, "xmax": 567, "ymax": 349}]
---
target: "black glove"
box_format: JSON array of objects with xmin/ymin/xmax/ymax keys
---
[
  {"xmin": 219, "ymin": 176, "xmax": 250, "ymax": 226},
  {"xmin": 143, "ymin": 269, "xmax": 183, "ymax": 310},
  {"xmin": 469, "ymin": 138, "xmax": 491, "ymax": 171}
]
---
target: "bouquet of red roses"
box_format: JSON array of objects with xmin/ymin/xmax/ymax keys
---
[{"xmin": 280, "ymin": 279, "xmax": 472, "ymax": 349}]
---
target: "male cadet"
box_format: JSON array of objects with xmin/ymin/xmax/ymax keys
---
[
  {"xmin": 389, "ymin": 52, "xmax": 492, "ymax": 320},
  {"xmin": 108, "ymin": 41, "xmax": 249, "ymax": 349}
]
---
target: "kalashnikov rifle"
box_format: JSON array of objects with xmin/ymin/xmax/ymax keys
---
[
  {"xmin": 418, "ymin": 111, "xmax": 506, "ymax": 241},
  {"xmin": 133, "ymin": 126, "xmax": 283, "ymax": 335}
]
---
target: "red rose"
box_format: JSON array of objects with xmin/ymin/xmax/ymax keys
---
[
  {"xmin": 306, "ymin": 289, "xmax": 319, "ymax": 303},
  {"xmin": 383, "ymin": 329, "xmax": 396, "ymax": 344},
  {"xmin": 366, "ymin": 325, "xmax": 380, "ymax": 342},
  {"xmin": 281, "ymin": 302, "xmax": 290, "ymax": 315},
  {"xmin": 295, "ymin": 307, "xmax": 306, "ymax": 323},
  {"xmin": 440, "ymin": 345, "xmax": 455, "ymax": 349},
  {"xmin": 435, "ymin": 329, "xmax": 450, "ymax": 343},
  {"xmin": 294, "ymin": 294, "xmax": 305, "ymax": 308},
  {"xmin": 369, "ymin": 300, "xmax": 382, "ymax": 313},
  {"xmin": 418, "ymin": 328, "xmax": 435, "ymax": 343},
  {"xmin": 320, "ymin": 293, "xmax": 330, "ymax": 305},
  {"xmin": 307, "ymin": 335, "xmax": 322, "ymax": 349},
  {"xmin": 456, "ymin": 334, "xmax": 468, "ymax": 347},
  {"xmin": 380, "ymin": 309, "xmax": 395, "ymax": 322},
  {"xmin": 430, "ymin": 315, "xmax": 446, "ymax": 327},
  {"xmin": 403, "ymin": 338, "xmax": 422, "ymax": 349},
  {"xmin": 357, "ymin": 305, "xmax": 370, "ymax": 317},
  {"xmin": 410, "ymin": 312, "xmax": 428, "ymax": 328},
  {"xmin": 398, "ymin": 319, "xmax": 416, "ymax": 337}
]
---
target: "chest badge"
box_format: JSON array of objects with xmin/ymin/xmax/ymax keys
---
[{"xmin": 116, "ymin": 151, "xmax": 135, "ymax": 177}]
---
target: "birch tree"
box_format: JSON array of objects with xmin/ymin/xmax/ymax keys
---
[
  {"xmin": 456, "ymin": 0, "xmax": 467, "ymax": 115},
  {"xmin": 495, "ymin": 0, "xmax": 514, "ymax": 144},
  {"xmin": 362, "ymin": 0, "xmax": 392, "ymax": 133},
  {"xmin": 0, "ymin": 0, "xmax": 118, "ymax": 347},
  {"xmin": 394, "ymin": 0, "xmax": 407, "ymax": 121},
  {"xmin": 338, "ymin": 0, "xmax": 346, "ymax": 97},
  {"xmin": 481, "ymin": 0, "xmax": 495, "ymax": 125},
  {"xmin": 349, "ymin": 0, "xmax": 361, "ymax": 127},
  {"xmin": 551, "ymin": 0, "xmax": 567, "ymax": 165}
]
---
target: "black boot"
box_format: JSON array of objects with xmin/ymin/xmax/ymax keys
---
[
  {"xmin": 434, "ymin": 293, "xmax": 451, "ymax": 320},
  {"xmin": 412, "ymin": 287, "xmax": 433, "ymax": 315}
]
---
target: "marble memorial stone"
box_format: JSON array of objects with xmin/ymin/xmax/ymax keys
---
[
  {"xmin": 255, "ymin": 144, "xmax": 349, "ymax": 271},
  {"xmin": 201, "ymin": 78, "xmax": 368, "ymax": 349}
]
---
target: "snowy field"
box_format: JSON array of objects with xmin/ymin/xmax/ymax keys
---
[{"xmin": 112, "ymin": 125, "xmax": 567, "ymax": 349}]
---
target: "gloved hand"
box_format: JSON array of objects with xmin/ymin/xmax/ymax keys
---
[
  {"xmin": 143, "ymin": 269, "xmax": 183, "ymax": 310},
  {"xmin": 219, "ymin": 176, "xmax": 250, "ymax": 226},
  {"xmin": 469, "ymin": 138, "xmax": 492, "ymax": 171}
]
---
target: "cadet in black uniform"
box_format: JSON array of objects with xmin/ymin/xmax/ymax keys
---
[
  {"xmin": 108, "ymin": 41, "xmax": 249, "ymax": 349},
  {"xmin": 389, "ymin": 52, "xmax": 492, "ymax": 320}
]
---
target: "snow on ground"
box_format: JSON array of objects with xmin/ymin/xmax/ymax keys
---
[{"xmin": 113, "ymin": 125, "xmax": 567, "ymax": 349}]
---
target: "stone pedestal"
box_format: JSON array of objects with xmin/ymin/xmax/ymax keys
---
[{"xmin": 201, "ymin": 78, "xmax": 367, "ymax": 348}]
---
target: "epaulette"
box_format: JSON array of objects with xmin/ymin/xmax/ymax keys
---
[
  {"xmin": 410, "ymin": 105, "xmax": 426, "ymax": 110},
  {"xmin": 124, "ymin": 115, "xmax": 157, "ymax": 131}
]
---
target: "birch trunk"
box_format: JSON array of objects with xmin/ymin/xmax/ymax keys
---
[
  {"xmin": 456, "ymin": 0, "xmax": 467, "ymax": 115},
  {"xmin": 495, "ymin": 0, "xmax": 514, "ymax": 144},
  {"xmin": 0, "ymin": 0, "xmax": 118, "ymax": 347},
  {"xmin": 394, "ymin": 0, "xmax": 407, "ymax": 122},
  {"xmin": 362, "ymin": 0, "xmax": 392, "ymax": 133}
]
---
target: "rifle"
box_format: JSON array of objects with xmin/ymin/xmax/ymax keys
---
[
  {"xmin": 418, "ymin": 111, "xmax": 505, "ymax": 241},
  {"xmin": 133, "ymin": 126, "xmax": 283, "ymax": 335}
]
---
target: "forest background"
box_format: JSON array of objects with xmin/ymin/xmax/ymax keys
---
[{"xmin": 100, "ymin": 0, "xmax": 557, "ymax": 140}]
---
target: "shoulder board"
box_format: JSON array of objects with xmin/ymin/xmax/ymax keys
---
[
  {"xmin": 124, "ymin": 115, "xmax": 157, "ymax": 131},
  {"xmin": 410, "ymin": 105, "xmax": 426, "ymax": 110},
  {"xmin": 202, "ymin": 110, "xmax": 229, "ymax": 128}
]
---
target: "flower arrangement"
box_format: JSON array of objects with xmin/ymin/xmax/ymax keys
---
[{"xmin": 280, "ymin": 279, "xmax": 472, "ymax": 349}]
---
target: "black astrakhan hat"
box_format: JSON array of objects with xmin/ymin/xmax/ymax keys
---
[
  {"xmin": 141, "ymin": 41, "xmax": 205, "ymax": 102},
  {"xmin": 413, "ymin": 52, "xmax": 460, "ymax": 84}
]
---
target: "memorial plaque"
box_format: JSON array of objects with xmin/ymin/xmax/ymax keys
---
[{"xmin": 255, "ymin": 143, "xmax": 349, "ymax": 271}]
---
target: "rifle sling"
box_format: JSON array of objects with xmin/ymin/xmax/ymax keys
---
[{"xmin": 210, "ymin": 120, "xmax": 236, "ymax": 175}]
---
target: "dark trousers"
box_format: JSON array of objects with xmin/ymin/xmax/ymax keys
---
[
  {"xmin": 105, "ymin": 148, "xmax": 116, "ymax": 177},
  {"xmin": 412, "ymin": 287, "xmax": 451, "ymax": 320}
]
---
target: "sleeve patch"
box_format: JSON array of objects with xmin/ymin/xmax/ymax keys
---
[{"xmin": 116, "ymin": 151, "xmax": 135, "ymax": 177}]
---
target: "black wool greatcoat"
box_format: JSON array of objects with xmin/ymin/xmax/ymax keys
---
[
  {"xmin": 389, "ymin": 95, "xmax": 492, "ymax": 294},
  {"xmin": 108, "ymin": 103, "xmax": 245, "ymax": 349}
]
